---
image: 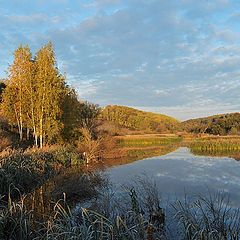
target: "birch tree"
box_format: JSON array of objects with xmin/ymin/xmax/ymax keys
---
[
  {"xmin": 35, "ymin": 42, "xmax": 65, "ymax": 148},
  {"xmin": 2, "ymin": 43, "xmax": 70, "ymax": 147},
  {"xmin": 2, "ymin": 46, "xmax": 33, "ymax": 141}
]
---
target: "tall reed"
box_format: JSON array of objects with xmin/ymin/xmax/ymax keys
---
[
  {"xmin": 1, "ymin": 179, "xmax": 240, "ymax": 239},
  {"xmin": 190, "ymin": 138, "xmax": 240, "ymax": 154},
  {"xmin": 173, "ymin": 192, "xmax": 240, "ymax": 239}
]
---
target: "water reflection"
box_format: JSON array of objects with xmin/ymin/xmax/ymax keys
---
[
  {"xmin": 23, "ymin": 168, "xmax": 105, "ymax": 220},
  {"xmin": 107, "ymin": 147, "xmax": 240, "ymax": 206},
  {"xmin": 22, "ymin": 145, "xmax": 240, "ymax": 218},
  {"xmin": 103, "ymin": 144, "xmax": 179, "ymax": 167}
]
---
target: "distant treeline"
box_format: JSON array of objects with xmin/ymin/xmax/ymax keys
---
[
  {"xmin": 182, "ymin": 113, "xmax": 240, "ymax": 135},
  {"xmin": 100, "ymin": 106, "xmax": 240, "ymax": 136},
  {"xmin": 100, "ymin": 105, "xmax": 180, "ymax": 133}
]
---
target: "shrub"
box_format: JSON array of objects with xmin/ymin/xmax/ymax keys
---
[
  {"xmin": 77, "ymin": 128, "xmax": 103, "ymax": 163},
  {"xmin": 52, "ymin": 147, "xmax": 83, "ymax": 167}
]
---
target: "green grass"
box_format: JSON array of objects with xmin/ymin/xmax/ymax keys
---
[
  {"xmin": 190, "ymin": 138, "xmax": 240, "ymax": 154},
  {"xmin": 126, "ymin": 145, "xmax": 178, "ymax": 159},
  {"xmin": 117, "ymin": 136, "xmax": 182, "ymax": 148}
]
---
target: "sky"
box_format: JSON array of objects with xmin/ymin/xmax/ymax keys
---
[{"xmin": 0, "ymin": 0, "xmax": 240, "ymax": 120}]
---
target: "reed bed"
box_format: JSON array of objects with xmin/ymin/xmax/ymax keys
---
[
  {"xmin": 0, "ymin": 178, "xmax": 166, "ymax": 240},
  {"xmin": 117, "ymin": 136, "xmax": 182, "ymax": 148},
  {"xmin": 173, "ymin": 193, "xmax": 240, "ymax": 239},
  {"xmin": 1, "ymin": 178, "xmax": 240, "ymax": 239},
  {"xmin": 190, "ymin": 138, "xmax": 240, "ymax": 153}
]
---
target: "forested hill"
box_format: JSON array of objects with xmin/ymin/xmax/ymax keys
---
[
  {"xmin": 182, "ymin": 112, "xmax": 240, "ymax": 135},
  {"xmin": 100, "ymin": 105, "xmax": 180, "ymax": 133}
]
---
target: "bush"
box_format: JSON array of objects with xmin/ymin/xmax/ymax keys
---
[
  {"xmin": 52, "ymin": 147, "xmax": 83, "ymax": 167},
  {"xmin": 77, "ymin": 128, "xmax": 103, "ymax": 163}
]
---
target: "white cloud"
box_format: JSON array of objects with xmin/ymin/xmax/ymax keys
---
[{"xmin": 1, "ymin": 0, "xmax": 240, "ymax": 119}]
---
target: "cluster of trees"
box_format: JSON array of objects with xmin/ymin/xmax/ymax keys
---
[
  {"xmin": 182, "ymin": 113, "xmax": 240, "ymax": 135},
  {"xmin": 4, "ymin": 42, "xmax": 238, "ymax": 144},
  {"xmin": 100, "ymin": 105, "xmax": 180, "ymax": 133},
  {"xmin": 0, "ymin": 43, "xmax": 100, "ymax": 148}
]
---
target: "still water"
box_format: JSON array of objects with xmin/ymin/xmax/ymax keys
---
[{"xmin": 107, "ymin": 147, "xmax": 240, "ymax": 206}]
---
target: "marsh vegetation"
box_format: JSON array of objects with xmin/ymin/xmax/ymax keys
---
[{"xmin": 1, "ymin": 177, "xmax": 240, "ymax": 239}]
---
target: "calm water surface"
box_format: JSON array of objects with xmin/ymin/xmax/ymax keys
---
[
  {"xmin": 23, "ymin": 146, "xmax": 240, "ymax": 239},
  {"xmin": 107, "ymin": 147, "xmax": 240, "ymax": 205}
]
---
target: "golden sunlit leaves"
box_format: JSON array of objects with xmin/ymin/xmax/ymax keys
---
[{"xmin": 1, "ymin": 43, "xmax": 66, "ymax": 147}]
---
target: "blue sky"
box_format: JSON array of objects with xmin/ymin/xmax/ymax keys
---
[{"xmin": 1, "ymin": 0, "xmax": 240, "ymax": 120}]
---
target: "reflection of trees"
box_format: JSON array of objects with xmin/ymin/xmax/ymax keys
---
[
  {"xmin": 24, "ymin": 181, "xmax": 55, "ymax": 222},
  {"xmin": 24, "ymin": 168, "xmax": 105, "ymax": 221}
]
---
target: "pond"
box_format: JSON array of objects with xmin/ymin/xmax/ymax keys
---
[
  {"xmin": 23, "ymin": 145, "xmax": 240, "ymax": 221},
  {"xmin": 107, "ymin": 147, "xmax": 240, "ymax": 207}
]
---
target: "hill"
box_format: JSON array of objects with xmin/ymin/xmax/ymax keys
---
[
  {"xmin": 99, "ymin": 105, "xmax": 180, "ymax": 134},
  {"xmin": 182, "ymin": 112, "xmax": 240, "ymax": 135}
]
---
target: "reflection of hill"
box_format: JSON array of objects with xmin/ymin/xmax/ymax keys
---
[{"xmin": 103, "ymin": 144, "xmax": 179, "ymax": 167}]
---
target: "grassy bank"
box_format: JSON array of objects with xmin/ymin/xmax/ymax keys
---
[
  {"xmin": 101, "ymin": 135, "xmax": 182, "ymax": 166},
  {"xmin": 189, "ymin": 137, "xmax": 240, "ymax": 159},
  {"xmin": 190, "ymin": 137, "xmax": 240, "ymax": 155},
  {"xmin": 116, "ymin": 135, "xmax": 182, "ymax": 148}
]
